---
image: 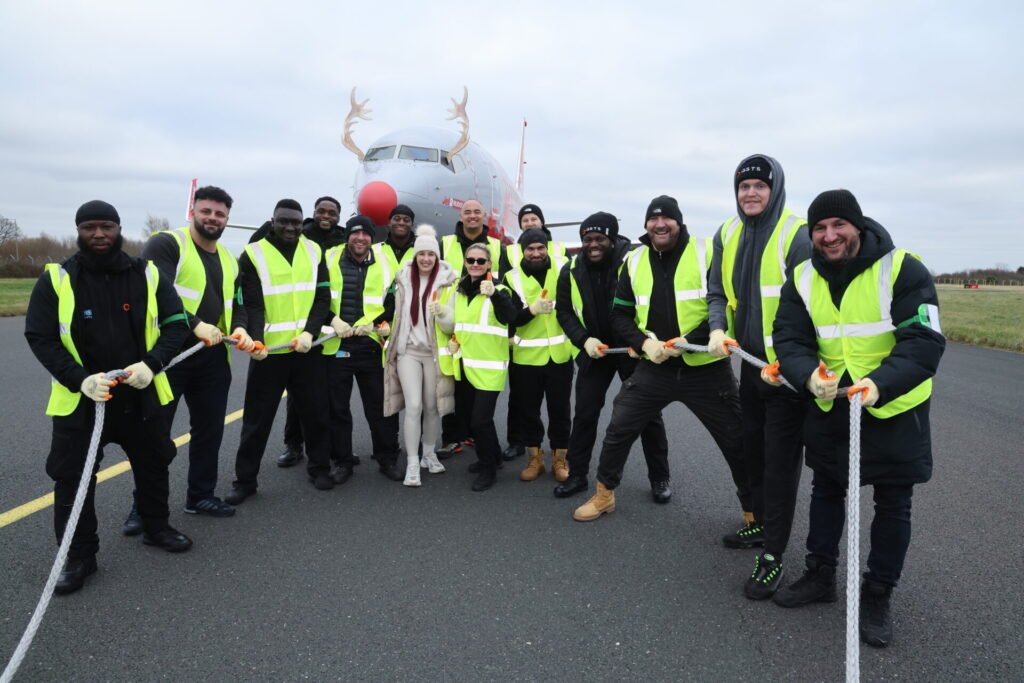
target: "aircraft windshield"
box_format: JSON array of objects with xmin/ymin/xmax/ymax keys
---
[
  {"xmin": 399, "ymin": 145, "xmax": 439, "ymax": 162},
  {"xmin": 365, "ymin": 146, "xmax": 396, "ymax": 161}
]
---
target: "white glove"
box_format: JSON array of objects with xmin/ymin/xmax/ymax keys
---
[
  {"xmin": 806, "ymin": 362, "xmax": 839, "ymax": 400},
  {"xmin": 529, "ymin": 298, "xmax": 555, "ymax": 315},
  {"xmin": 250, "ymin": 345, "xmax": 269, "ymax": 361},
  {"xmin": 427, "ymin": 300, "xmax": 444, "ymax": 317},
  {"xmin": 479, "ymin": 279, "xmax": 495, "ymax": 297},
  {"xmin": 447, "ymin": 337, "xmax": 461, "ymax": 355},
  {"xmin": 229, "ymin": 327, "xmax": 254, "ymax": 352},
  {"xmin": 848, "ymin": 377, "xmax": 879, "ymax": 407},
  {"xmin": 641, "ymin": 338, "xmax": 668, "ymax": 364},
  {"xmin": 433, "ymin": 304, "xmax": 453, "ymax": 326},
  {"xmin": 292, "ymin": 331, "xmax": 314, "ymax": 353},
  {"xmin": 193, "ymin": 321, "xmax": 223, "ymax": 347},
  {"xmin": 708, "ymin": 329, "xmax": 733, "ymax": 358},
  {"xmin": 330, "ymin": 316, "xmax": 352, "ymax": 339},
  {"xmin": 353, "ymin": 324, "xmax": 374, "ymax": 337},
  {"xmin": 583, "ymin": 337, "xmax": 605, "ymax": 359},
  {"xmin": 760, "ymin": 361, "xmax": 783, "ymax": 387},
  {"xmin": 80, "ymin": 373, "xmax": 114, "ymax": 402},
  {"xmin": 662, "ymin": 336, "xmax": 687, "ymax": 358},
  {"xmin": 376, "ymin": 321, "xmax": 391, "ymax": 338},
  {"xmin": 124, "ymin": 361, "xmax": 154, "ymax": 389}
]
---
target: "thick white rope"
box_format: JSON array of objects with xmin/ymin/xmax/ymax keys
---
[{"xmin": 846, "ymin": 392, "xmax": 863, "ymax": 683}]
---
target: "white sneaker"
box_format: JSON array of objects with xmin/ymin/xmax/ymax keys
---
[
  {"xmin": 421, "ymin": 452, "xmax": 446, "ymax": 474},
  {"xmin": 403, "ymin": 461, "xmax": 422, "ymax": 487}
]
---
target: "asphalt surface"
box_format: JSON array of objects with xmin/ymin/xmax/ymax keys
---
[{"xmin": 1, "ymin": 314, "xmax": 1022, "ymax": 681}]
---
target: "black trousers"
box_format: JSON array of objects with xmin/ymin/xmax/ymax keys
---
[
  {"xmin": 164, "ymin": 345, "xmax": 231, "ymax": 505},
  {"xmin": 512, "ymin": 360, "xmax": 573, "ymax": 449},
  {"xmin": 595, "ymin": 359, "xmax": 748, "ymax": 509},
  {"xmin": 328, "ymin": 342, "xmax": 400, "ymax": 468},
  {"xmin": 504, "ymin": 362, "xmax": 523, "ymax": 447},
  {"xmin": 805, "ymin": 469, "xmax": 914, "ymax": 587},
  {"xmin": 47, "ymin": 399, "xmax": 175, "ymax": 559},
  {"xmin": 283, "ymin": 394, "xmax": 303, "ymax": 449},
  {"xmin": 567, "ymin": 356, "xmax": 669, "ymax": 483},
  {"xmin": 454, "ymin": 379, "xmax": 501, "ymax": 472},
  {"xmin": 234, "ymin": 351, "xmax": 331, "ymax": 489},
  {"xmin": 739, "ymin": 361, "xmax": 806, "ymax": 555}
]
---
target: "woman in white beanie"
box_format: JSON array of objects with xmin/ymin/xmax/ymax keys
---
[{"xmin": 383, "ymin": 225, "xmax": 458, "ymax": 486}]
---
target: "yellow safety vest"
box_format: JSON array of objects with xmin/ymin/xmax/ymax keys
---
[
  {"xmin": 506, "ymin": 241, "xmax": 567, "ymax": 269},
  {"xmin": 379, "ymin": 241, "xmax": 414, "ymax": 283},
  {"xmin": 793, "ymin": 248, "xmax": 932, "ymax": 418},
  {"xmin": 435, "ymin": 283, "xmax": 510, "ymax": 390},
  {"xmin": 441, "ymin": 234, "xmax": 502, "ymax": 277},
  {"xmin": 243, "ymin": 236, "xmax": 321, "ymax": 354},
  {"xmin": 624, "ymin": 238, "xmax": 721, "ymax": 366},
  {"xmin": 44, "ymin": 262, "xmax": 174, "ymax": 416},
  {"xmin": 505, "ymin": 254, "xmax": 572, "ymax": 365},
  {"xmin": 322, "ymin": 244, "xmax": 391, "ymax": 356},
  {"xmin": 718, "ymin": 209, "xmax": 805, "ymax": 362}
]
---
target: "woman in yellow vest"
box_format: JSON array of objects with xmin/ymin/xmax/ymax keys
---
[
  {"xmin": 771, "ymin": 190, "xmax": 945, "ymax": 649},
  {"xmin": 435, "ymin": 243, "xmax": 518, "ymax": 491}
]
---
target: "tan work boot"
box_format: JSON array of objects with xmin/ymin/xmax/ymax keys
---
[
  {"xmin": 573, "ymin": 482, "xmax": 616, "ymax": 521},
  {"xmin": 551, "ymin": 448, "xmax": 569, "ymax": 482},
  {"xmin": 520, "ymin": 447, "xmax": 546, "ymax": 481}
]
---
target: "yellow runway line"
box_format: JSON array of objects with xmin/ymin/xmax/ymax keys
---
[{"xmin": 0, "ymin": 407, "xmax": 246, "ymax": 529}]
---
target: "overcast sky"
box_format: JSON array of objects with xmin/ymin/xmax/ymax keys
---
[{"xmin": 1, "ymin": 1, "xmax": 1020, "ymax": 273}]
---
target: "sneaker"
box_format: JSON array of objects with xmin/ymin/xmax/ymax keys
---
[
  {"xmin": 122, "ymin": 501, "xmax": 143, "ymax": 537},
  {"xmin": 403, "ymin": 462, "xmax": 422, "ymax": 487},
  {"xmin": 276, "ymin": 445, "xmax": 304, "ymax": 468},
  {"xmin": 744, "ymin": 553, "xmax": 784, "ymax": 600},
  {"xmin": 437, "ymin": 442, "xmax": 463, "ymax": 460},
  {"xmin": 651, "ymin": 480, "xmax": 672, "ymax": 504},
  {"xmin": 772, "ymin": 559, "xmax": 837, "ymax": 608},
  {"xmin": 722, "ymin": 521, "xmax": 765, "ymax": 549},
  {"xmin": 224, "ymin": 486, "xmax": 257, "ymax": 506},
  {"xmin": 184, "ymin": 497, "xmax": 236, "ymax": 517},
  {"xmin": 464, "ymin": 438, "xmax": 477, "ymax": 448},
  {"xmin": 331, "ymin": 463, "xmax": 354, "ymax": 485},
  {"xmin": 501, "ymin": 443, "xmax": 525, "ymax": 461},
  {"xmin": 420, "ymin": 452, "xmax": 446, "ymax": 474},
  {"xmin": 471, "ymin": 468, "xmax": 496, "ymax": 491},
  {"xmin": 860, "ymin": 579, "xmax": 894, "ymax": 647}
]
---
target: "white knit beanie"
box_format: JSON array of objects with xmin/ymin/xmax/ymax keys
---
[{"xmin": 413, "ymin": 225, "xmax": 440, "ymax": 257}]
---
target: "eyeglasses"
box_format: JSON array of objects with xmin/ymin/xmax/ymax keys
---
[{"xmin": 464, "ymin": 257, "xmax": 489, "ymax": 266}]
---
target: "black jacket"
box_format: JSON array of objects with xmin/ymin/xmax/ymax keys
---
[
  {"xmin": 440, "ymin": 222, "xmax": 512, "ymax": 276},
  {"xmin": 248, "ymin": 218, "xmax": 346, "ymax": 248},
  {"xmin": 773, "ymin": 218, "xmax": 945, "ymax": 485}
]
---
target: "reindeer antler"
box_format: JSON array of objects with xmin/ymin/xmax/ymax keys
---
[
  {"xmin": 446, "ymin": 86, "xmax": 470, "ymax": 163},
  {"xmin": 341, "ymin": 87, "xmax": 373, "ymax": 161}
]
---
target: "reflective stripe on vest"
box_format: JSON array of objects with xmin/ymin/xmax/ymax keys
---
[
  {"xmin": 380, "ymin": 242, "xmax": 413, "ymax": 284},
  {"xmin": 452, "ymin": 287, "xmax": 509, "ymax": 390},
  {"xmin": 506, "ymin": 253, "xmax": 572, "ymax": 366},
  {"xmin": 441, "ymin": 234, "xmax": 501, "ymax": 276},
  {"xmin": 244, "ymin": 236, "xmax": 321, "ymax": 354},
  {"xmin": 793, "ymin": 249, "xmax": 932, "ymax": 418},
  {"xmin": 321, "ymin": 244, "xmax": 390, "ymax": 356}
]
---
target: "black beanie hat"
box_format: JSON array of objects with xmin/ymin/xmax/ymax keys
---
[
  {"xmin": 390, "ymin": 204, "xmax": 415, "ymax": 222},
  {"xmin": 75, "ymin": 200, "xmax": 120, "ymax": 226},
  {"xmin": 518, "ymin": 203, "xmax": 545, "ymax": 227},
  {"xmin": 734, "ymin": 156, "xmax": 773, "ymax": 189},
  {"xmin": 345, "ymin": 215, "xmax": 375, "ymax": 235},
  {"xmin": 645, "ymin": 195, "xmax": 683, "ymax": 226},
  {"xmin": 580, "ymin": 211, "xmax": 619, "ymax": 239},
  {"xmin": 518, "ymin": 228, "xmax": 548, "ymax": 248},
  {"xmin": 807, "ymin": 189, "xmax": 864, "ymax": 231}
]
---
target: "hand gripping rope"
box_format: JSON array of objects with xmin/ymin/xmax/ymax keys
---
[{"xmin": 1, "ymin": 330, "xmax": 339, "ymax": 683}]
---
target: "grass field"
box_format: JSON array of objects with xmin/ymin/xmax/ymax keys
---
[{"xmin": 1, "ymin": 279, "xmax": 1021, "ymax": 352}]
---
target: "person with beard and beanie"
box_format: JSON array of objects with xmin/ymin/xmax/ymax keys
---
[
  {"xmin": 24, "ymin": 200, "xmax": 194, "ymax": 594},
  {"xmin": 274, "ymin": 195, "xmax": 345, "ymax": 469},
  {"xmin": 771, "ymin": 190, "xmax": 944, "ymax": 648},
  {"xmin": 500, "ymin": 228, "xmax": 574, "ymax": 483},
  {"xmin": 121, "ymin": 186, "xmax": 254, "ymax": 532},
  {"xmin": 705, "ymin": 155, "xmax": 812, "ymax": 599},
  {"xmin": 322, "ymin": 215, "xmax": 403, "ymax": 483},
  {"xmin": 380, "ymin": 204, "xmax": 417, "ymax": 276},
  {"xmin": 435, "ymin": 243, "xmax": 519, "ymax": 490},
  {"xmin": 554, "ymin": 212, "xmax": 670, "ymax": 499},
  {"xmin": 573, "ymin": 196, "xmax": 748, "ymax": 523},
  {"xmin": 436, "ymin": 199, "xmax": 511, "ymax": 459},
  {"xmin": 225, "ymin": 199, "xmax": 335, "ymax": 502}
]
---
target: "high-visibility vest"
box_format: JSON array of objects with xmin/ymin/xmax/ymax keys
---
[
  {"xmin": 505, "ymin": 254, "xmax": 572, "ymax": 365},
  {"xmin": 793, "ymin": 248, "xmax": 932, "ymax": 419},
  {"xmin": 718, "ymin": 209, "xmax": 805, "ymax": 362},
  {"xmin": 43, "ymin": 262, "xmax": 174, "ymax": 416},
  {"xmin": 379, "ymin": 241, "xmax": 414, "ymax": 283},
  {"xmin": 441, "ymin": 234, "xmax": 502, "ymax": 277},
  {"xmin": 506, "ymin": 241, "xmax": 567, "ymax": 269},
  {"xmin": 567, "ymin": 254, "xmax": 625, "ymax": 360},
  {"xmin": 435, "ymin": 284, "xmax": 510, "ymax": 391},
  {"xmin": 624, "ymin": 238, "xmax": 721, "ymax": 367},
  {"xmin": 322, "ymin": 243, "xmax": 391, "ymax": 356},
  {"xmin": 243, "ymin": 236, "xmax": 321, "ymax": 354}
]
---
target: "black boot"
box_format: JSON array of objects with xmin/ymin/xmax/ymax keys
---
[
  {"xmin": 650, "ymin": 480, "xmax": 672, "ymax": 504},
  {"xmin": 471, "ymin": 468, "xmax": 496, "ymax": 492},
  {"xmin": 744, "ymin": 552, "xmax": 784, "ymax": 600},
  {"xmin": 276, "ymin": 444, "xmax": 304, "ymax": 467},
  {"xmin": 772, "ymin": 557, "xmax": 837, "ymax": 607},
  {"xmin": 860, "ymin": 579, "xmax": 894, "ymax": 647},
  {"xmin": 378, "ymin": 462, "xmax": 405, "ymax": 482},
  {"xmin": 553, "ymin": 475, "xmax": 588, "ymax": 498},
  {"xmin": 501, "ymin": 443, "xmax": 525, "ymax": 461},
  {"xmin": 122, "ymin": 495, "xmax": 143, "ymax": 537},
  {"xmin": 55, "ymin": 556, "xmax": 98, "ymax": 595}
]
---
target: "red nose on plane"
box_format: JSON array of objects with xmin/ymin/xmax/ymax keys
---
[{"xmin": 357, "ymin": 181, "xmax": 398, "ymax": 226}]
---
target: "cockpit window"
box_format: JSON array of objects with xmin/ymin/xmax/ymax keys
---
[
  {"xmin": 441, "ymin": 150, "xmax": 464, "ymax": 173},
  {"xmin": 365, "ymin": 146, "xmax": 396, "ymax": 161},
  {"xmin": 398, "ymin": 145, "xmax": 439, "ymax": 162}
]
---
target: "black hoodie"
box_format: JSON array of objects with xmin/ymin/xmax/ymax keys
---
[
  {"xmin": 440, "ymin": 221, "xmax": 512, "ymax": 276},
  {"xmin": 556, "ymin": 234, "xmax": 633, "ymax": 352}
]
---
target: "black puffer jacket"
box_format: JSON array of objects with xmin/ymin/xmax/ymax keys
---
[{"xmin": 773, "ymin": 218, "xmax": 945, "ymax": 485}]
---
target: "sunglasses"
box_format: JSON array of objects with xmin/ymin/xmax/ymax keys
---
[{"xmin": 464, "ymin": 257, "xmax": 489, "ymax": 266}]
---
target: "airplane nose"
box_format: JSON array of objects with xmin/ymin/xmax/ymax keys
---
[{"xmin": 357, "ymin": 181, "xmax": 398, "ymax": 226}]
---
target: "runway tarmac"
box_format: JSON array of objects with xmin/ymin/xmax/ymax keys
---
[{"xmin": 1, "ymin": 315, "xmax": 1021, "ymax": 681}]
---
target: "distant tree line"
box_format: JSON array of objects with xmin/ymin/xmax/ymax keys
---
[
  {"xmin": 0, "ymin": 213, "xmax": 147, "ymax": 277},
  {"xmin": 934, "ymin": 267, "xmax": 1024, "ymax": 286}
]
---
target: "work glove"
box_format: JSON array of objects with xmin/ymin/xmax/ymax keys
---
[
  {"xmin": 124, "ymin": 361, "xmax": 154, "ymax": 389},
  {"xmin": 330, "ymin": 316, "xmax": 352, "ymax": 339},
  {"xmin": 529, "ymin": 298, "xmax": 555, "ymax": 315},
  {"xmin": 250, "ymin": 344, "xmax": 269, "ymax": 361},
  {"xmin": 760, "ymin": 361, "xmax": 784, "ymax": 387},
  {"xmin": 708, "ymin": 329, "xmax": 733, "ymax": 358},
  {"xmin": 427, "ymin": 300, "xmax": 444, "ymax": 317},
  {"xmin": 847, "ymin": 377, "xmax": 880, "ymax": 407},
  {"xmin": 292, "ymin": 331, "xmax": 314, "ymax": 353},
  {"xmin": 663, "ymin": 336, "xmax": 687, "ymax": 358},
  {"xmin": 806, "ymin": 362, "xmax": 839, "ymax": 401},
  {"xmin": 353, "ymin": 324, "xmax": 375, "ymax": 337},
  {"xmin": 193, "ymin": 321, "xmax": 223, "ymax": 347},
  {"xmin": 80, "ymin": 373, "xmax": 115, "ymax": 402},
  {"xmin": 376, "ymin": 321, "xmax": 391, "ymax": 338},
  {"xmin": 447, "ymin": 336, "xmax": 461, "ymax": 355},
  {"xmin": 433, "ymin": 304, "xmax": 453, "ymax": 326},
  {"xmin": 641, "ymin": 338, "xmax": 668, "ymax": 365},
  {"xmin": 479, "ymin": 279, "xmax": 495, "ymax": 297},
  {"xmin": 583, "ymin": 337, "xmax": 606, "ymax": 359},
  {"xmin": 229, "ymin": 327, "xmax": 254, "ymax": 352}
]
